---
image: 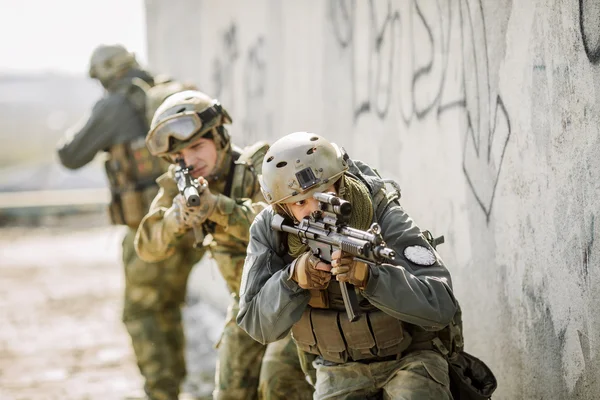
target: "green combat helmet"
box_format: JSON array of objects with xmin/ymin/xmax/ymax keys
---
[
  {"xmin": 259, "ymin": 132, "xmax": 349, "ymax": 205},
  {"xmin": 88, "ymin": 44, "xmax": 138, "ymax": 88},
  {"xmin": 145, "ymin": 90, "xmax": 233, "ymax": 179}
]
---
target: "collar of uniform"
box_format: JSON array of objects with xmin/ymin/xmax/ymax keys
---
[{"xmin": 207, "ymin": 149, "xmax": 234, "ymax": 194}]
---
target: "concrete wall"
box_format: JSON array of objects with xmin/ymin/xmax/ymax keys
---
[{"xmin": 144, "ymin": 1, "xmax": 600, "ymax": 398}]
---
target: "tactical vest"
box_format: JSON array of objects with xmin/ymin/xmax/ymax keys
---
[
  {"xmin": 106, "ymin": 77, "xmax": 189, "ymax": 228},
  {"xmin": 197, "ymin": 141, "xmax": 270, "ymax": 238},
  {"xmin": 291, "ymin": 171, "xmax": 462, "ymax": 364}
]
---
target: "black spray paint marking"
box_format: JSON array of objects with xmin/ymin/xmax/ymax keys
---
[
  {"xmin": 328, "ymin": 0, "xmax": 512, "ymax": 222},
  {"xmin": 242, "ymin": 36, "xmax": 272, "ymax": 144},
  {"xmin": 212, "ymin": 23, "xmax": 239, "ymax": 105},
  {"xmin": 582, "ymin": 214, "xmax": 594, "ymax": 280},
  {"xmin": 580, "ymin": 0, "xmax": 600, "ymax": 64}
]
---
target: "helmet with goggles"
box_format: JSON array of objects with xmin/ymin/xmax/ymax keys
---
[
  {"xmin": 259, "ymin": 132, "xmax": 349, "ymax": 205},
  {"xmin": 145, "ymin": 90, "xmax": 232, "ymax": 157}
]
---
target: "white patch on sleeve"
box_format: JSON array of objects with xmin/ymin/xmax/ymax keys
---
[{"xmin": 403, "ymin": 245, "xmax": 436, "ymax": 266}]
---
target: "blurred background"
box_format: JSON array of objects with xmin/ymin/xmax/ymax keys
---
[
  {"xmin": 2, "ymin": 0, "xmax": 600, "ymax": 399},
  {"xmin": 0, "ymin": 1, "xmax": 228, "ymax": 399}
]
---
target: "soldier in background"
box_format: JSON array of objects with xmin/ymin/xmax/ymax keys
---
[
  {"xmin": 57, "ymin": 44, "xmax": 201, "ymax": 400},
  {"xmin": 135, "ymin": 90, "xmax": 314, "ymax": 400}
]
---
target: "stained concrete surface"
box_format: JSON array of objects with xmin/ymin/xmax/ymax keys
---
[{"xmin": 144, "ymin": 1, "xmax": 600, "ymax": 397}]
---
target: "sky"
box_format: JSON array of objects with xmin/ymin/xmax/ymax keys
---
[{"xmin": 0, "ymin": 0, "xmax": 147, "ymax": 75}]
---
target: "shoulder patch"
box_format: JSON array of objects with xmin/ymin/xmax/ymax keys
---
[{"xmin": 403, "ymin": 245, "xmax": 436, "ymax": 266}]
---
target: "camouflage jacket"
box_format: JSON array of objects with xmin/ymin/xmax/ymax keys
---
[{"xmin": 135, "ymin": 144, "xmax": 268, "ymax": 295}]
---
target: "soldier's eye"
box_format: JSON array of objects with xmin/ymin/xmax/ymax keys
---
[{"xmin": 294, "ymin": 200, "xmax": 306, "ymax": 206}]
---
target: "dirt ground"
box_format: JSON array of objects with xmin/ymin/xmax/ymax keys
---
[{"xmin": 0, "ymin": 214, "xmax": 225, "ymax": 400}]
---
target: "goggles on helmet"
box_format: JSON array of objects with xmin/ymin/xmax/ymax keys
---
[{"xmin": 146, "ymin": 101, "xmax": 224, "ymax": 155}]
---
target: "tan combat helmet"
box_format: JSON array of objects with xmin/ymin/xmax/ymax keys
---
[
  {"xmin": 146, "ymin": 89, "xmax": 232, "ymax": 156},
  {"xmin": 88, "ymin": 44, "xmax": 138, "ymax": 86},
  {"xmin": 146, "ymin": 90, "xmax": 233, "ymax": 180},
  {"xmin": 259, "ymin": 132, "xmax": 349, "ymax": 205}
]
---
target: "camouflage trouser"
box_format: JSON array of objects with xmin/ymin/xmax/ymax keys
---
[
  {"xmin": 214, "ymin": 297, "xmax": 313, "ymax": 400},
  {"xmin": 259, "ymin": 333, "xmax": 314, "ymax": 400},
  {"xmin": 313, "ymin": 350, "xmax": 453, "ymax": 400},
  {"xmin": 121, "ymin": 228, "xmax": 201, "ymax": 400},
  {"xmin": 214, "ymin": 297, "xmax": 265, "ymax": 399}
]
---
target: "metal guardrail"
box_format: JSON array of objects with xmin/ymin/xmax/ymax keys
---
[{"xmin": 0, "ymin": 188, "xmax": 110, "ymax": 210}]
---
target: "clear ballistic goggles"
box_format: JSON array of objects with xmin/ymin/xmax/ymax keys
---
[{"xmin": 146, "ymin": 101, "xmax": 225, "ymax": 155}]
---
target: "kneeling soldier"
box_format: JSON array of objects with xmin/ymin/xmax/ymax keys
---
[{"xmin": 238, "ymin": 132, "xmax": 460, "ymax": 399}]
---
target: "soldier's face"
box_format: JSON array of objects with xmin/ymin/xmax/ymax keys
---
[
  {"xmin": 177, "ymin": 137, "xmax": 218, "ymax": 179},
  {"xmin": 286, "ymin": 185, "xmax": 336, "ymax": 221}
]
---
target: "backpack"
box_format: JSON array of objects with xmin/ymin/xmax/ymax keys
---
[
  {"xmin": 127, "ymin": 74, "xmax": 198, "ymax": 127},
  {"xmin": 143, "ymin": 75, "xmax": 198, "ymax": 126}
]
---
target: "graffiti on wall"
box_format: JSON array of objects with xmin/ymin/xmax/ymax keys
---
[
  {"xmin": 212, "ymin": 23, "xmax": 239, "ymax": 108},
  {"xmin": 242, "ymin": 36, "xmax": 272, "ymax": 144},
  {"xmin": 211, "ymin": 23, "xmax": 272, "ymax": 145},
  {"xmin": 580, "ymin": 0, "xmax": 600, "ymax": 64},
  {"xmin": 329, "ymin": 0, "xmax": 512, "ymax": 222}
]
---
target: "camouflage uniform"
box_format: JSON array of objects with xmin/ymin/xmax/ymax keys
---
[
  {"xmin": 57, "ymin": 46, "xmax": 201, "ymax": 399},
  {"xmin": 136, "ymin": 91, "xmax": 313, "ymax": 400},
  {"xmin": 238, "ymin": 132, "xmax": 458, "ymax": 400},
  {"xmin": 136, "ymin": 157, "xmax": 313, "ymax": 399}
]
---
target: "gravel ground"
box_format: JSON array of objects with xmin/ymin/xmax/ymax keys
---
[{"xmin": 0, "ymin": 216, "xmax": 226, "ymax": 400}]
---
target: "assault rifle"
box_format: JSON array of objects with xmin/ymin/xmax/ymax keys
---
[
  {"xmin": 174, "ymin": 158, "xmax": 202, "ymax": 206},
  {"xmin": 174, "ymin": 158, "xmax": 206, "ymax": 247},
  {"xmin": 271, "ymin": 192, "xmax": 396, "ymax": 322}
]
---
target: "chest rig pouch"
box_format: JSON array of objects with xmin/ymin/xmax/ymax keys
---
[
  {"xmin": 106, "ymin": 78, "xmax": 169, "ymax": 228},
  {"xmin": 106, "ymin": 137, "xmax": 167, "ymax": 228},
  {"xmin": 292, "ymin": 307, "xmax": 412, "ymax": 364}
]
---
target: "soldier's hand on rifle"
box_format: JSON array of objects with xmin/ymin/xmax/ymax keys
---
[
  {"xmin": 163, "ymin": 198, "xmax": 189, "ymax": 236},
  {"xmin": 172, "ymin": 178, "xmax": 218, "ymax": 228},
  {"xmin": 331, "ymin": 250, "xmax": 370, "ymax": 289},
  {"xmin": 289, "ymin": 251, "xmax": 332, "ymax": 290}
]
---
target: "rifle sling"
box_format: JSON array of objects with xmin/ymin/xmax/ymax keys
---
[{"xmin": 223, "ymin": 151, "xmax": 241, "ymax": 198}]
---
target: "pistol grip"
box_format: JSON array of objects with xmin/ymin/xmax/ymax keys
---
[{"xmin": 192, "ymin": 224, "xmax": 205, "ymax": 248}]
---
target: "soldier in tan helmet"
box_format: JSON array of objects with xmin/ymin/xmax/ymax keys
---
[
  {"xmin": 56, "ymin": 44, "xmax": 201, "ymax": 400},
  {"xmin": 135, "ymin": 90, "xmax": 314, "ymax": 399},
  {"xmin": 237, "ymin": 132, "xmax": 465, "ymax": 399}
]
